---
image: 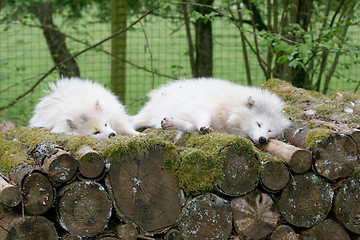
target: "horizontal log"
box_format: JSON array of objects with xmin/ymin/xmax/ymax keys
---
[
  {"xmin": 42, "ymin": 149, "xmax": 78, "ymax": 183},
  {"xmin": 22, "ymin": 171, "xmax": 55, "ymax": 215},
  {"xmin": 0, "ymin": 175, "xmax": 21, "ymax": 207},
  {"xmin": 57, "ymin": 181, "xmax": 112, "ymax": 237},
  {"xmin": 0, "ymin": 207, "xmax": 58, "ymax": 240},
  {"xmin": 264, "ymin": 139, "xmax": 312, "ymax": 173},
  {"xmin": 76, "ymin": 145, "xmax": 105, "ymax": 179},
  {"xmin": 179, "ymin": 193, "xmax": 232, "ymax": 239},
  {"xmin": 334, "ymin": 168, "xmax": 360, "ymax": 234},
  {"xmin": 106, "ymin": 147, "xmax": 181, "ymax": 234},
  {"xmin": 301, "ymin": 219, "xmax": 350, "ymax": 240},
  {"xmin": 231, "ymin": 190, "xmax": 279, "ymax": 240},
  {"xmin": 279, "ymin": 172, "xmax": 333, "ymax": 228},
  {"xmin": 259, "ymin": 154, "xmax": 290, "ymax": 192},
  {"xmin": 270, "ymin": 225, "xmax": 299, "ymax": 240}
]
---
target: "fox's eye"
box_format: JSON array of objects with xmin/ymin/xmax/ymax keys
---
[
  {"xmin": 105, "ymin": 123, "xmax": 108, "ymax": 127},
  {"xmin": 256, "ymin": 122, "xmax": 261, "ymax": 128},
  {"xmin": 268, "ymin": 130, "xmax": 272, "ymax": 133},
  {"xmin": 93, "ymin": 130, "xmax": 100, "ymax": 135}
]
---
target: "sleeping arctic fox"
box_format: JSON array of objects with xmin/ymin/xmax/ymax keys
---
[
  {"xmin": 131, "ymin": 78, "xmax": 290, "ymax": 144},
  {"xmin": 29, "ymin": 77, "xmax": 139, "ymax": 140}
]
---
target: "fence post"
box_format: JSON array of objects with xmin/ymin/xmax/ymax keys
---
[{"xmin": 110, "ymin": 0, "xmax": 127, "ymax": 102}]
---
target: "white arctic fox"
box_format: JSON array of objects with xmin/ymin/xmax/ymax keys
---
[
  {"xmin": 29, "ymin": 77, "xmax": 139, "ymax": 140},
  {"xmin": 131, "ymin": 78, "xmax": 290, "ymax": 144}
]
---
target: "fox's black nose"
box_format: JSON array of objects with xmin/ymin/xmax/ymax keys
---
[
  {"xmin": 259, "ymin": 136, "xmax": 267, "ymax": 144},
  {"xmin": 108, "ymin": 132, "xmax": 116, "ymax": 138}
]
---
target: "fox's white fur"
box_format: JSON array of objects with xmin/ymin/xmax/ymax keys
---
[
  {"xmin": 29, "ymin": 77, "xmax": 139, "ymax": 140},
  {"xmin": 131, "ymin": 78, "xmax": 290, "ymax": 143}
]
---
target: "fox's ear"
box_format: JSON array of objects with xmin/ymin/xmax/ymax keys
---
[
  {"xmin": 66, "ymin": 119, "xmax": 77, "ymax": 130},
  {"xmin": 95, "ymin": 100, "xmax": 102, "ymax": 112},
  {"xmin": 246, "ymin": 96, "xmax": 255, "ymax": 109}
]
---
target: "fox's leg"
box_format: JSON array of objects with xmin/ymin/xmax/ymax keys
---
[{"xmin": 161, "ymin": 114, "xmax": 212, "ymax": 133}]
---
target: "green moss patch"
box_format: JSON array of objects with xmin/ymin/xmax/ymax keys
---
[{"xmin": 305, "ymin": 128, "xmax": 335, "ymax": 148}]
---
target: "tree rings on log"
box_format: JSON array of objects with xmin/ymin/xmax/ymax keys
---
[
  {"xmin": 334, "ymin": 168, "xmax": 360, "ymax": 234},
  {"xmin": 57, "ymin": 181, "xmax": 112, "ymax": 237},
  {"xmin": 231, "ymin": 190, "xmax": 279, "ymax": 239},
  {"xmin": 312, "ymin": 133, "xmax": 358, "ymax": 180},
  {"xmin": 0, "ymin": 207, "xmax": 58, "ymax": 240},
  {"xmin": 179, "ymin": 193, "xmax": 232, "ymax": 239},
  {"xmin": 301, "ymin": 219, "xmax": 350, "ymax": 240},
  {"xmin": 22, "ymin": 171, "xmax": 55, "ymax": 215},
  {"xmin": 106, "ymin": 147, "xmax": 181, "ymax": 234},
  {"xmin": 279, "ymin": 172, "xmax": 333, "ymax": 228},
  {"xmin": 76, "ymin": 145, "xmax": 105, "ymax": 179},
  {"xmin": 216, "ymin": 148, "xmax": 259, "ymax": 197}
]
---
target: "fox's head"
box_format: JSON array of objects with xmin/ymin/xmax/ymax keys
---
[
  {"xmin": 66, "ymin": 100, "xmax": 116, "ymax": 140},
  {"xmin": 245, "ymin": 96, "xmax": 290, "ymax": 144}
]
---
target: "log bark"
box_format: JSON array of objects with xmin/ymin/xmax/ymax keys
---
[
  {"xmin": 263, "ymin": 139, "xmax": 312, "ymax": 173},
  {"xmin": 22, "ymin": 170, "xmax": 55, "ymax": 215},
  {"xmin": 179, "ymin": 193, "xmax": 232, "ymax": 239},
  {"xmin": 259, "ymin": 155, "xmax": 290, "ymax": 192},
  {"xmin": 230, "ymin": 190, "xmax": 279, "ymax": 240},
  {"xmin": 57, "ymin": 181, "xmax": 112, "ymax": 237},
  {"xmin": 334, "ymin": 168, "xmax": 360, "ymax": 234},
  {"xmin": 76, "ymin": 145, "xmax": 105, "ymax": 179},
  {"xmin": 283, "ymin": 121, "xmax": 311, "ymax": 149},
  {"xmin": 0, "ymin": 207, "xmax": 58, "ymax": 239},
  {"xmin": 42, "ymin": 149, "xmax": 78, "ymax": 183},
  {"xmin": 270, "ymin": 225, "xmax": 299, "ymax": 240},
  {"xmin": 31, "ymin": 141, "xmax": 63, "ymax": 165},
  {"xmin": 279, "ymin": 172, "xmax": 333, "ymax": 228},
  {"xmin": 0, "ymin": 175, "xmax": 21, "ymax": 207},
  {"xmin": 106, "ymin": 147, "xmax": 181, "ymax": 234},
  {"xmin": 301, "ymin": 219, "xmax": 350, "ymax": 240}
]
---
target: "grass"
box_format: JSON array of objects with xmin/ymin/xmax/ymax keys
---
[{"xmin": 0, "ymin": 11, "xmax": 359, "ymax": 126}]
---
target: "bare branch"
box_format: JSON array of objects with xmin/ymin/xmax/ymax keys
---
[{"xmin": 0, "ymin": 7, "xmax": 160, "ymax": 111}]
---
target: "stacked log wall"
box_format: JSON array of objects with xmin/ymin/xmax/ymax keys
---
[{"xmin": 0, "ymin": 79, "xmax": 360, "ymax": 239}]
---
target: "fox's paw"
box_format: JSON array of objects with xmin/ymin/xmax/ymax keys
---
[
  {"xmin": 199, "ymin": 126, "xmax": 214, "ymax": 134},
  {"xmin": 161, "ymin": 117, "xmax": 175, "ymax": 130}
]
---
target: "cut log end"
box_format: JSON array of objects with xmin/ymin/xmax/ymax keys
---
[
  {"xmin": 231, "ymin": 190, "xmax": 279, "ymax": 240},
  {"xmin": 57, "ymin": 181, "xmax": 112, "ymax": 237}
]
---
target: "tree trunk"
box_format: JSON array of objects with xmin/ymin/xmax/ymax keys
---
[
  {"xmin": 179, "ymin": 193, "xmax": 232, "ymax": 239},
  {"xmin": 111, "ymin": 0, "xmax": 127, "ymax": 101},
  {"xmin": 194, "ymin": 0, "xmax": 214, "ymax": 77},
  {"xmin": 279, "ymin": 172, "xmax": 333, "ymax": 228},
  {"xmin": 230, "ymin": 190, "xmax": 279, "ymax": 239},
  {"xmin": 57, "ymin": 181, "xmax": 112, "ymax": 237},
  {"xmin": 301, "ymin": 219, "xmax": 350, "ymax": 240},
  {"xmin": 32, "ymin": 2, "xmax": 80, "ymax": 77},
  {"xmin": 334, "ymin": 168, "xmax": 360, "ymax": 234},
  {"xmin": 106, "ymin": 147, "xmax": 182, "ymax": 234}
]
